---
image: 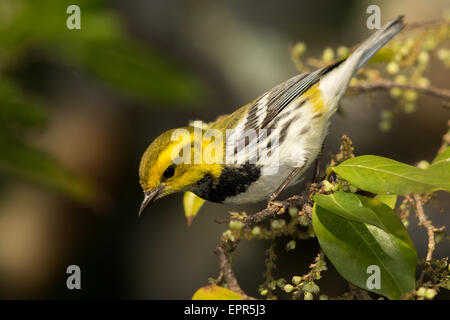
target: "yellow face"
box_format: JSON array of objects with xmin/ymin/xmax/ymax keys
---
[{"xmin": 138, "ymin": 127, "xmax": 223, "ymax": 215}]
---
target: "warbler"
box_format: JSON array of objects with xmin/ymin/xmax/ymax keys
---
[{"xmin": 138, "ymin": 17, "xmax": 404, "ymax": 216}]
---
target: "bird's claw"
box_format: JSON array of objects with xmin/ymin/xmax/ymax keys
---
[{"xmin": 267, "ymin": 200, "xmax": 284, "ymax": 213}]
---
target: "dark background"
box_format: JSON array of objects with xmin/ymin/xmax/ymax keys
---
[{"xmin": 0, "ymin": 0, "xmax": 448, "ymax": 299}]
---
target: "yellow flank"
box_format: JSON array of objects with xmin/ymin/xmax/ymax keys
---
[{"xmin": 305, "ymin": 84, "xmax": 326, "ymax": 115}]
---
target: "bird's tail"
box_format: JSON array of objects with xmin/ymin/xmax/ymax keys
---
[{"xmin": 320, "ymin": 16, "xmax": 405, "ymax": 111}]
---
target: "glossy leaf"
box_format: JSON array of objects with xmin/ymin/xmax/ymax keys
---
[
  {"xmin": 312, "ymin": 193, "xmax": 417, "ymax": 299},
  {"xmin": 428, "ymin": 147, "xmax": 450, "ymax": 186},
  {"xmin": 329, "ymin": 155, "xmax": 450, "ymax": 195},
  {"xmin": 374, "ymin": 194, "xmax": 397, "ymax": 209},
  {"xmin": 192, "ymin": 285, "xmax": 244, "ymax": 300}
]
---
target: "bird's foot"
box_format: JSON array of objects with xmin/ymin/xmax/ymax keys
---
[{"xmin": 267, "ymin": 199, "xmax": 285, "ymax": 213}]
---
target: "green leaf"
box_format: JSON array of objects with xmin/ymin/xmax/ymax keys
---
[
  {"xmin": 428, "ymin": 147, "xmax": 450, "ymax": 186},
  {"xmin": 192, "ymin": 285, "xmax": 244, "ymax": 300},
  {"xmin": 0, "ymin": 0, "xmax": 206, "ymax": 106},
  {"xmin": 183, "ymin": 191, "xmax": 206, "ymax": 226},
  {"xmin": 312, "ymin": 193, "xmax": 417, "ymax": 299},
  {"xmin": 0, "ymin": 79, "xmax": 47, "ymax": 128},
  {"xmin": 0, "ymin": 136, "xmax": 99, "ymax": 205},
  {"xmin": 330, "ymin": 155, "xmax": 450, "ymax": 195},
  {"xmin": 374, "ymin": 194, "xmax": 397, "ymax": 209}
]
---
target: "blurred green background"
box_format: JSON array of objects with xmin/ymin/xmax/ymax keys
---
[{"xmin": 0, "ymin": 0, "xmax": 448, "ymax": 299}]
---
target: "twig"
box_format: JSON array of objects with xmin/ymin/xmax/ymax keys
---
[
  {"xmin": 413, "ymin": 194, "xmax": 436, "ymax": 262},
  {"xmin": 348, "ymin": 80, "xmax": 450, "ymax": 101},
  {"xmin": 215, "ymin": 240, "xmax": 256, "ymax": 300},
  {"xmin": 219, "ymin": 186, "xmax": 314, "ymax": 228}
]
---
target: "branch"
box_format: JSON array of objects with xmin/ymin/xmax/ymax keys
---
[
  {"xmin": 413, "ymin": 194, "xmax": 438, "ymax": 262},
  {"xmin": 348, "ymin": 80, "xmax": 450, "ymax": 101},
  {"xmin": 219, "ymin": 184, "xmax": 315, "ymax": 228},
  {"xmin": 215, "ymin": 240, "xmax": 256, "ymax": 299}
]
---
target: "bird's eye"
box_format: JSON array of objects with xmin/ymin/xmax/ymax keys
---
[{"xmin": 163, "ymin": 164, "xmax": 176, "ymax": 179}]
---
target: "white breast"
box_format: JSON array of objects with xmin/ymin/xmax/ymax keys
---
[{"xmin": 223, "ymin": 99, "xmax": 329, "ymax": 204}]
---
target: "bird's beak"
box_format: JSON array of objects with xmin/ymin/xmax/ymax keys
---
[{"xmin": 138, "ymin": 186, "xmax": 163, "ymax": 217}]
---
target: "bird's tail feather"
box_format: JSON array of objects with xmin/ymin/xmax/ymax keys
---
[
  {"xmin": 354, "ymin": 16, "xmax": 405, "ymax": 71},
  {"xmin": 320, "ymin": 16, "xmax": 405, "ymax": 111}
]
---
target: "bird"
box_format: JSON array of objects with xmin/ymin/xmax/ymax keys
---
[{"xmin": 138, "ymin": 16, "xmax": 405, "ymax": 217}]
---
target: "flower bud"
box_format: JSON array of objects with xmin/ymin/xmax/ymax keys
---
[
  {"xmin": 390, "ymin": 87, "xmax": 402, "ymax": 98},
  {"xmin": 416, "ymin": 287, "xmax": 426, "ymax": 297},
  {"xmin": 289, "ymin": 207, "xmax": 299, "ymax": 218},
  {"xmin": 292, "ymin": 276, "xmax": 302, "ymax": 285},
  {"xmin": 337, "ymin": 46, "xmax": 349, "ymax": 58},
  {"xmin": 418, "ymin": 51, "xmax": 430, "ymax": 65},
  {"xmin": 286, "ymin": 240, "xmax": 296, "ymax": 251},
  {"xmin": 403, "ymin": 89, "xmax": 418, "ymax": 102},
  {"xmin": 394, "ymin": 75, "xmax": 408, "ymax": 85},
  {"xmin": 304, "ymin": 292, "xmax": 313, "ymax": 300},
  {"xmin": 386, "ymin": 62, "xmax": 399, "ymax": 74},
  {"xmin": 303, "ymin": 282, "xmax": 320, "ymax": 293},
  {"xmin": 425, "ymin": 288, "xmax": 437, "ymax": 299},
  {"xmin": 229, "ymin": 220, "xmax": 243, "ymax": 231},
  {"xmin": 283, "ymin": 284, "xmax": 294, "ymax": 293},
  {"xmin": 322, "ymin": 180, "xmax": 334, "ymax": 192},
  {"xmin": 293, "ymin": 42, "xmax": 306, "ymax": 56},
  {"xmin": 322, "ymin": 47, "xmax": 335, "ymax": 63}
]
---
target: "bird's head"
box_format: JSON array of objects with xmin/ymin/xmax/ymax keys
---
[{"xmin": 138, "ymin": 127, "xmax": 222, "ymax": 216}]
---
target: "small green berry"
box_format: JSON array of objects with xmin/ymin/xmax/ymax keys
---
[
  {"xmin": 337, "ymin": 46, "xmax": 349, "ymax": 58},
  {"xmin": 322, "ymin": 47, "xmax": 335, "ymax": 63},
  {"xmin": 286, "ymin": 240, "xmax": 296, "ymax": 251},
  {"xmin": 271, "ymin": 219, "xmax": 286, "ymax": 229},
  {"xmin": 289, "ymin": 207, "xmax": 299, "ymax": 218},
  {"xmin": 394, "ymin": 75, "xmax": 408, "ymax": 85},
  {"xmin": 251, "ymin": 226, "xmax": 261, "ymax": 236},
  {"xmin": 260, "ymin": 289, "xmax": 268, "ymax": 296},
  {"xmin": 292, "ymin": 276, "xmax": 302, "ymax": 285},
  {"xmin": 425, "ymin": 288, "xmax": 437, "ymax": 299},
  {"xmin": 386, "ymin": 62, "xmax": 399, "ymax": 74},
  {"xmin": 418, "ymin": 51, "xmax": 430, "ymax": 64},
  {"xmin": 390, "ymin": 87, "xmax": 402, "ymax": 98},
  {"xmin": 416, "ymin": 77, "xmax": 430, "ymax": 88},
  {"xmin": 304, "ymin": 292, "xmax": 313, "ymax": 300},
  {"xmin": 298, "ymin": 215, "xmax": 310, "ymax": 227},
  {"xmin": 349, "ymin": 185, "xmax": 358, "ymax": 193},
  {"xmin": 437, "ymin": 49, "xmax": 450, "ymax": 61},
  {"xmin": 277, "ymin": 278, "xmax": 287, "ymax": 287},
  {"xmin": 417, "ymin": 160, "xmax": 430, "ymax": 169},
  {"xmin": 416, "ymin": 287, "xmax": 426, "ymax": 297},
  {"xmin": 229, "ymin": 220, "xmax": 243, "ymax": 231},
  {"xmin": 283, "ymin": 284, "xmax": 294, "ymax": 293},
  {"xmin": 435, "ymin": 231, "xmax": 445, "ymax": 244},
  {"xmin": 322, "ymin": 180, "xmax": 334, "ymax": 192},
  {"xmin": 403, "ymin": 89, "xmax": 418, "ymax": 102},
  {"xmin": 303, "ymin": 282, "xmax": 320, "ymax": 293},
  {"xmin": 293, "ymin": 42, "xmax": 306, "ymax": 56}
]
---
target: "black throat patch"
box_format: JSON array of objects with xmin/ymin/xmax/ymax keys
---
[{"xmin": 191, "ymin": 164, "xmax": 261, "ymax": 203}]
